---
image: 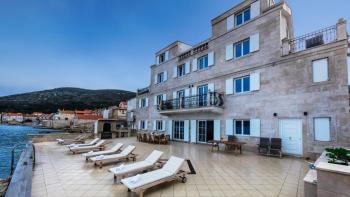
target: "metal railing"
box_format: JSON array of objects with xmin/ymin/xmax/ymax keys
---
[
  {"xmin": 158, "ymin": 92, "xmax": 224, "ymax": 111},
  {"xmin": 289, "ymin": 25, "xmax": 337, "ymax": 53}
]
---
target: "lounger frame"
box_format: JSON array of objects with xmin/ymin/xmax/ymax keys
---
[{"xmin": 91, "ymin": 153, "xmax": 138, "ymax": 168}]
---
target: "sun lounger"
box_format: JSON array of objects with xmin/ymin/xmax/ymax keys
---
[
  {"xmin": 121, "ymin": 156, "xmax": 186, "ymax": 197},
  {"xmin": 89, "ymin": 145, "xmax": 136, "ymax": 168},
  {"xmin": 66, "ymin": 138, "xmax": 100, "ymax": 148},
  {"xmin": 57, "ymin": 134, "xmax": 88, "ymax": 145},
  {"xmin": 109, "ymin": 150, "xmax": 163, "ymax": 182},
  {"xmin": 82, "ymin": 143, "xmax": 123, "ymax": 161},
  {"xmin": 69, "ymin": 140, "xmax": 106, "ymax": 154}
]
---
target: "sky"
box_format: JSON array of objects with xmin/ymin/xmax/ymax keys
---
[{"xmin": 0, "ymin": 0, "xmax": 349, "ymax": 96}]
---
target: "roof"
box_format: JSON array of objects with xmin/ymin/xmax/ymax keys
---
[{"xmin": 76, "ymin": 114, "xmax": 102, "ymax": 120}]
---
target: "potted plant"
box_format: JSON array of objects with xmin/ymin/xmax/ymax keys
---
[{"xmin": 325, "ymin": 147, "xmax": 350, "ymax": 166}]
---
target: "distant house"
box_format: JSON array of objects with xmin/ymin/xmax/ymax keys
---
[
  {"xmin": 1, "ymin": 113, "xmax": 24, "ymax": 123},
  {"xmin": 102, "ymin": 101, "xmax": 128, "ymax": 120},
  {"xmin": 56, "ymin": 110, "xmax": 75, "ymax": 121},
  {"xmin": 74, "ymin": 110, "xmax": 102, "ymax": 121}
]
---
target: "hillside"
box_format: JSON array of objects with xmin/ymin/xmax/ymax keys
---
[{"xmin": 0, "ymin": 87, "xmax": 136, "ymax": 114}]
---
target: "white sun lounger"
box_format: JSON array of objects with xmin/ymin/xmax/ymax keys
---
[
  {"xmin": 66, "ymin": 138, "xmax": 100, "ymax": 148},
  {"xmin": 57, "ymin": 134, "xmax": 87, "ymax": 145},
  {"xmin": 89, "ymin": 145, "xmax": 136, "ymax": 168},
  {"xmin": 69, "ymin": 140, "xmax": 106, "ymax": 154},
  {"xmin": 121, "ymin": 156, "xmax": 186, "ymax": 197},
  {"xmin": 82, "ymin": 143, "xmax": 123, "ymax": 161},
  {"xmin": 109, "ymin": 150, "xmax": 163, "ymax": 182}
]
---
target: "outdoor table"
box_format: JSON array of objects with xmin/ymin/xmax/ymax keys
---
[{"xmin": 208, "ymin": 140, "xmax": 246, "ymax": 154}]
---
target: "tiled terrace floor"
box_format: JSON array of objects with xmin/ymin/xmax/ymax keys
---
[{"xmin": 32, "ymin": 137, "xmax": 308, "ymax": 197}]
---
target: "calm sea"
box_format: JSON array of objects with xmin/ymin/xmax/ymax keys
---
[{"xmin": 0, "ymin": 125, "xmax": 62, "ymax": 179}]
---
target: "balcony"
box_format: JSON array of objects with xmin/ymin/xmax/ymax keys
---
[{"xmin": 158, "ymin": 92, "xmax": 224, "ymax": 115}]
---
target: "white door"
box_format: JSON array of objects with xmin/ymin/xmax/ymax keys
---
[{"xmin": 279, "ymin": 119, "xmax": 303, "ymax": 155}]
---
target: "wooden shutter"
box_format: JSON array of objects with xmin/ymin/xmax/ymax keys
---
[
  {"xmin": 165, "ymin": 50, "xmax": 169, "ymax": 61},
  {"xmin": 156, "ymin": 56, "xmax": 160, "ymax": 65},
  {"xmin": 226, "ymin": 44, "xmax": 234, "ymax": 61},
  {"xmin": 250, "ymin": 119, "xmax": 261, "ymax": 137},
  {"xmin": 154, "ymin": 95, "xmax": 157, "ymax": 106},
  {"xmin": 145, "ymin": 98, "xmax": 149, "ymax": 107},
  {"xmin": 226, "ymin": 78, "xmax": 234, "ymax": 94},
  {"xmin": 185, "ymin": 61, "xmax": 190, "ymax": 74},
  {"xmin": 154, "ymin": 74, "xmax": 158, "ymax": 84},
  {"xmin": 138, "ymin": 99, "xmax": 142, "ymax": 108},
  {"xmin": 225, "ymin": 119, "xmax": 233, "ymax": 135},
  {"xmin": 164, "ymin": 71, "xmax": 167, "ymax": 81},
  {"xmin": 167, "ymin": 120, "xmax": 173, "ymax": 140},
  {"xmin": 191, "ymin": 87, "xmax": 197, "ymax": 96},
  {"xmin": 314, "ymin": 118, "xmax": 331, "ymax": 141},
  {"xmin": 145, "ymin": 121, "xmax": 148, "ymax": 130},
  {"xmin": 208, "ymin": 52, "xmax": 214, "ymax": 66},
  {"xmin": 192, "ymin": 58, "xmax": 198, "ymax": 72},
  {"xmin": 138, "ymin": 121, "xmax": 141, "ymax": 130},
  {"xmin": 250, "ymin": 72, "xmax": 260, "ymax": 91},
  {"xmin": 184, "ymin": 120, "xmax": 190, "ymax": 142},
  {"xmin": 312, "ymin": 58, "xmax": 328, "ymax": 82},
  {"xmin": 208, "ymin": 83, "xmax": 214, "ymax": 92},
  {"xmin": 214, "ymin": 120, "xmax": 221, "ymax": 140},
  {"xmin": 190, "ymin": 120, "xmax": 197, "ymax": 143},
  {"xmin": 251, "ymin": 0, "xmax": 260, "ymax": 19},
  {"xmin": 226, "ymin": 14, "xmax": 234, "ymax": 31},
  {"xmin": 153, "ymin": 120, "xmax": 156, "ymax": 131},
  {"xmin": 250, "ymin": 33, "xmax": 260, "ymax": 52},
  {"xmin": 173, "ymin": 66, "xmax": 177, "ymax": 78}
]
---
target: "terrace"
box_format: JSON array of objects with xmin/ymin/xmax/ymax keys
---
[{"xmin": 32, "ymin": 137, "xmax": 307, "ymax": 197}]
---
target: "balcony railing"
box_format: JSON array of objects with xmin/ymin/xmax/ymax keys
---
[
  {"xmin": 289, "ymin": 25, "xmax": 337, "ymax": 53},
  {"xmin": 158, "ymin": 92, "xmax": 224, "ymax": 111}
]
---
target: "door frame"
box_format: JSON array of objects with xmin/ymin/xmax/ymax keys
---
[
  {"xmin": 279, "ymin": 118, "xmax": 303, "ymax": 156},
  {"xmin": 197, "ymin": 120, "xmax": 214, "ymax": 144}
]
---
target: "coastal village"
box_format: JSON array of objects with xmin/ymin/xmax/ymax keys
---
[{"xmin": 0, "ymin": 0, "xmax": 350, "ymax": 197}]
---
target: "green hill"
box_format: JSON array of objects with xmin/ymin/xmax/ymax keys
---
[{"xmin": 0, "ymin": 87, "xmax": 136, "ymax": 114}]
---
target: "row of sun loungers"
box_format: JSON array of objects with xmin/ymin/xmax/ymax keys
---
[{"xmin": 57, "ymin": 137, "xmax": 188, "ymax": 197}]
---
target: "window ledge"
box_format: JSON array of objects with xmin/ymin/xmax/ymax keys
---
[
  {"xmin": 309, "ymin": 80, "xmax": 332, "ymax": 87},
  {"xmin": 226, "ymin": 51, "xmax": 257, "ymax": 63},
  {"xmin": 226, "ymin": 91, "xmax": 258, "ymax": 97}
]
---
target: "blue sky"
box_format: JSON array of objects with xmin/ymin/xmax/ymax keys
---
[{"xmin": 0, "ymin": 0, "xmax": 349, "ymax": 96}]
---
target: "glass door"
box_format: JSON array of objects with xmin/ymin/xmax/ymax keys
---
[
  {"xmin": 177, "ymin": 90, "xmax": 185, "ymax": 108},
  {"xmin": 198, "ymin": 120, "xmax": 207, "ymax": 143},
  {"xmin": 173, "ymin": 121, "xmax": 184, "ymax": 140},
  {"xmin": 197, "ymin": 85, "xmax": 208, "ymax": 107}
]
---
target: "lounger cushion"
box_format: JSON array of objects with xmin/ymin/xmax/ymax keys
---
[
  {"xmin": 67, "ymin": 138, "xmax": 99, "ymax": 147},
  {"xmin": 82, "ymin": 143, "xmax": 123, "ymax": 157},
  {"xmin": 144, "ymin": 150, "xmax": 163, "ymax": 164},
  {"xmin": 70, "ymin": 140, "xmax": 105, "ymax": 151},
  {"xmin": 162, "ymin": 156, "xmax": 185, "ymax": 175},
  {"xmin": 109, "ymin": 161, "xmax": 152, "ymax": 175},
  {"xmin": 90, "ymin": 153, "xmax": 123, "ymax": 162},
  {"xmin": 120, "ymin": 145, "xmax": 136, "ymax": 156},
  {"xmin": 121, "ymin": 169, "xmax": 172, "ymax": 190}
]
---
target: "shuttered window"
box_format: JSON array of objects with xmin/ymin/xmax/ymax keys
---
[
  {"xmin": 235, "ymin": 8, "xmax": 251, "ymax": 26},
  {"xmin": 177, "ymin": 64, "xmax": 186, "ymax": 77},
  {"xmin": 198, "ymin": 55, "xmax": 209, "ymax": 70},
  {"xmin": 312, "ymin": 58, "xmax": 328, "ymax": 82},
  {"xmin": 235, "ymin": 120, "xmax": 250, "ymax": 135},
  {"xmin": 314, "ymin": 117, "xmax": 331, "ymax": 141}
]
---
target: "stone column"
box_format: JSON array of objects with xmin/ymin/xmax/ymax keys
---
[{"xmin": 336, "ymin": 18, "xmax": 348, "ymax": 41}]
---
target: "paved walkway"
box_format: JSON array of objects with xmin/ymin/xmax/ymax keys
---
[{"xmin": 32, "ymin": 137, "xmax": 307, "ymax": 197}]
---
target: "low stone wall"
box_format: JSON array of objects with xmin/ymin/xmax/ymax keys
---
[{"xmin": 28, "ymin": 133, "xmax": 86, "ymax": 143}]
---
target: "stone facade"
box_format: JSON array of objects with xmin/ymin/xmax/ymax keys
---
[{"xmin": 133, "ymin": 0, "xmax": 349, "ymax": 157}]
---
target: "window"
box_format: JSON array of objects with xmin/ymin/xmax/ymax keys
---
[
  {"xmin": 141, "ymin": 98, "xmax": 147, "ymax": 108},
  {"xmin": 159, "ymin": 53, "xmax": 166, "ymax": 64},
  {"xmin": 235, "ymin": 8, "xmax": 251, "ymax": 26},
  {"xmin": 314, "ymin": 117, "xmax": 331, "ymax": 141},
  {"xmin": 173, "ymin": 121, "xmax": 184, "ymax": 140},
  {"xmin": 157, "ymin": 72, "xmax": 164, "ymax": 84},
  {"xmin": 234, "ymin": 76, "xmax": 250, "ymax": 93},
  {"xmin": 156, "ymin": 120, "xmax": 163, "ymax": 131},
  {"xmin": 156, "ymin": 94, "xmax": 163, "ymax": 105},
  {"xmin": 140, "ymin": 120, "xmax": 146, "ymax": 130},
  {"xmin": 177, "ymin": 64, "xmax": 186, "ymax": 77},
  {"xmin": 234, "ymin": 120, "xmax": 250, "ymax": 135},
  {"xmin": 235, "ymin": 39, "xmax": 250, "ymax": 58},
  {"xmin": 312, "ymin": 58, "xmax": 328, "ymax": 82},
  {"xmin": 198, "ymin": 55, "xmax": 209, "ymax": 70}
]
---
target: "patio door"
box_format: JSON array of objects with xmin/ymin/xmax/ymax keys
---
[
  {"xmin": 197, "ymin": 120, "xmax": 214, "ymax": 143},
  {"xmin": 197, "ymin": 85, "xmax": 208, "ymax": 107},
  {"xmin": 279, "ymin": 119, "xmax": 303, "ymax": 155},
  {"xmin": 177, "ymin": 90, "xmax": 185, "ymax": 108},
  {"xmin": 173, "ymin": 121, "xmax": 184, "ymax": 141}
]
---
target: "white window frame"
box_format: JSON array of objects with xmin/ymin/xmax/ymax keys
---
[
  {"xmin": 140, "ymin": 120, "xmax": 146, "ymax": 130},
  {"xmin": 156, "ymin": 120, "xmax": 163, "ymax": 131},
  {"xmin": 177, "ymin": 64, "xmax": 186, "ymax": 77},
  {"xmin": 234, "ymin": 120, "xmax": 251, "ymax": 136},
  {"xmin": 198, "ymin": 54, "xmax": 209, "ymax": 70},
  {"xmin": 235, "ymin": 7, "xmax": 251, "ymax": 27},
  {"xmin": 234, "ymin": 76, "xmax": 250, "ymax": 94},
  {"xmin": 141, "ymin": 98, "xmax": 147, "ymax": 108}
]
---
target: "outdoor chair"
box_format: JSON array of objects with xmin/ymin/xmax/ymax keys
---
[
  {"xmin": 159, "ymin": 134, "xmax": 168, "ymax": 144},
  {"xmin": 270, "ymin": 138, "xmax": 282, "ymax": 158},
  {"xmin": 89, "ymin": 145, "xmax": 137, "ymax": 168},
  {"xmin": 258, "ymin": 137, "xmax": 270, "ymax": 155},
  {"xmin": 109, "ymin": 150, "xmax": 164, "ymax": 182},
  {"xmin": 66, "ymin": 138, "xmax": 100, "ymax": 148},
  {"xmin": 69, "ymin": 140, "xmax": 107, "ymax": 154},
  {"xmin": 82, "ymin": 143, "xmax": 123, "ymax": 161},
  {"xmin": 121, "ymin": 156, "xmax": 187, "ymax": 197}
]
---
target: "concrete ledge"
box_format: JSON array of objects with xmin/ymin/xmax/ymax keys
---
[{"xmin": 28, "ymin": 133, "xmax": 85, "ymax": 143}]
